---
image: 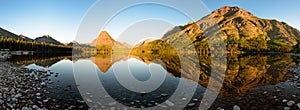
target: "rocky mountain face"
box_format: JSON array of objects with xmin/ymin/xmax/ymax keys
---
[
  {"xmin": 198, "ymin": 6, "xmax": 300, "ymax": 44},
  {"xmin": 35, "ymin": 35, "xmax": 63, "ymax": 45},
  {"xmin": 91, "ymin": 31, "xmax": 131, "ymax": 49},
  {"xmin": 198, "ymin": 6, "xmax": 300, "ymax": 52},
  {"xmin": 91, "ymin": 31, "xmax": 115, "ymax": 47},
  {"xmin": 0, "ymin": 27, "xmax": 33, "ymax": 41},
  {"xmin": 139, "ymin": 6, "xmax": 300, "ymax": 53}
]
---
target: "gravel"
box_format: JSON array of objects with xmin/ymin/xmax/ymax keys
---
[{"xmin": 0, "ymin": 61, "xmax": 88, "ymax": 109}]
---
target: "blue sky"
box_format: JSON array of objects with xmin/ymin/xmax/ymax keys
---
[
  {"xmin": 0, "ymin": 0, "xmax": 95, "ymax": 43},
  {"xmin": 0, "ymin": 0, "xmax": 299, "ymax": 43}
]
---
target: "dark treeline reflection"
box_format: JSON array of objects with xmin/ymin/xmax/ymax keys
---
[{"xmin": 8, "ymin": 54, "xmax": 93, "ymax": 67}]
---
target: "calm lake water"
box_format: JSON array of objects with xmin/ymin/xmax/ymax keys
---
[{"xmin": 7, "ymin": 54, "xmax": 300, "ymax": 109}]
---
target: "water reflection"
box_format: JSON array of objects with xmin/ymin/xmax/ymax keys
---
[{"xmin": 8, "ymin": 53, "xmax": 298, "ymax": 108}]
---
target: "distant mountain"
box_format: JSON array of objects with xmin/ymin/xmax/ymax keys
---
[
  {"xmin": 19, "ymin": 35, "xmax": 34, "ymax": 41},
  {"xmin": 91, "ymin": 31, "xmax": 131, "ymax": 49},
  {"xmin": 35, "ymin": 35, "xmax": 63, "ymax": 45},
  {"xmin": 137, "ymin": 6, "xmax": 300, "ymax": 53},
  {"xmin": 121, "ymin": 42, "xmax": 133, "ymax": 49},
  {"xmin": 0, "ymin": 27, "xmax": 33, "ymax": 41},
  {"xmin": 68, "ymin": 40, "xmax": 80, "ymax": 46}
]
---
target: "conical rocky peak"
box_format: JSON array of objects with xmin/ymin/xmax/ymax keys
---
[{"xmin": 211, "ymin": 6, "xmax": 253, "ymax": 17}]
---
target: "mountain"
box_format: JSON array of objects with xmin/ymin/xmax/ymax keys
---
[
  {"xmin": 91, "ymin": 31, "xmax": 131, "ymax": 49},
  {"xmin": 68, "ymin": 40, "xmax": 80, "ymax": 46},
  {"xmin": 91, "ymin": 31, "xmax": 115, "ymax": 47},
  {"xmin": 196, "ymin": 6, "xmax": 300, "ymax": 52},
  {"xmin": 137, "ymin": 6, "xmax": 300, "ymax": 53},
  {"xmin": 0, "ymin": 27, "xmax": 33, "ymax": 41},
  {"xmin": 197, "ymin": 6, "xmax": 300, "ymax": 44},
  {"xmin": 35, "ymin": 35, "xmax": 63, "ymax": 45},
  {"xmin": 19, "ymin": 35, "xmax": 34, "ymax": 41}
]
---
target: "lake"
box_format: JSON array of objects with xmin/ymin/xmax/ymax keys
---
[{"xmin": 7, "ymin": 53, "xmax": 300, "ymax": 109}]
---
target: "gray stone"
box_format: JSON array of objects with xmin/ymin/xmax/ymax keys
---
[
  {"xmin": 217, "ymin": 107, "xmax": 225, "ymax": 110},
  {"xmin": 287, "ymin": 100, "xmax": 295, "ymax": 106},
  {"xmin": 284, "ymin": 107, "xmax": 290, "ymax": 110},
  {"xmin": 187, "ymin": 103, "xmax": 195, "ymax": 107},
  {"xmin": 165, "ymin": 100, "xmax": 174, "ymax": 107},
  {"xmin": 161, "ymin": 93, "xmax": 168, "ymax": 97},
  {"xmin": 297, "ymin": 103, "xmax": 300, "ymax": 109},
  {"xmin": 0, "ymin": 99, "xmax": 4, "ymax": 104},
  {"xmin": 35, "ymin": 93, "xmax": 41, "ymax": 96},
  {"xmin": 233, "ymin": 105, "xmax": 240, "ymax": 110}
]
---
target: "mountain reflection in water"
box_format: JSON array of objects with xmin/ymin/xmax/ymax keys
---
[{"xmin": 9, "ymin": 53, "xmax": 297, "ymax": 99}]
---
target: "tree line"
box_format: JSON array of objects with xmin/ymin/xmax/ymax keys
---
[{"xmin": 0, "ymin": 37, "xmax": 86, "ymax": 54}]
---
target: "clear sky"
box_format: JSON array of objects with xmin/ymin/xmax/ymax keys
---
[
  {"xmin": 0, "ymin": 0, "xmax": 96, "ymax": 43},
  {"xmin": 0, "ymin": 0, "xmax": 299, "ymax": 43}
]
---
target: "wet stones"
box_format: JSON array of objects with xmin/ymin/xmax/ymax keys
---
[{"xmin": 0, "ymin": 61, "xmax": 88, "ymax": 109}]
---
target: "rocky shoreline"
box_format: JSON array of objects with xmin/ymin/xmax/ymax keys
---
[
  {"xmin": 0, "ymin": 61, "xmax": 88, "ymax": 109},
  {"xmin": 205, "ymin": 63, "xmax": 300, "ymax": 110}
]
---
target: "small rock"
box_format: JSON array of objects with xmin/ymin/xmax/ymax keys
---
[
  {"xmin": 284, "ymin": 107, "xmax": 290, "ymax": 110},
  {"xmin": 233, "ymin": 105, "xmax": 240, "ymax": 110},
  {"xmin": 86, "ymin": 98, "xmax": 92, "ymax": 103},
  {"xmin": 40, "ymin": 82, "xmax": 46, "ymax": 86},
  {"xmin": 161, "ymin": 93, "xmax": 168, "ymax": 97},
  {"xmin": 12, "ymin": 98, "xmax": 17, "ymax": 102},
  {"xmin": 282, "ymin": 99, "xmax": 288, "ymax": 103},
  {"xmin": 77, "ymin": 100, "xmax": 85, "ymax": 104},
  {"xmin": 188, "ymin": 103, "xmax": 195, "ymax": 107},
  {"xmin": 297, "ymin": 103, "xmax": 300, "ymax": 109},
  {"xmin": 32, "ymin": 105, "xmax": 39, "ymax": 109},
  {"xmin": 109, "ymin": 102, "xmax": 116, "ymax": 106},
  {"xmin": 43, "ymin": 99, "xmax": 48, "ymax": 103},
  {"xmin": 192, "ymin": 98, "xmax": 198, "ymax": 102},
  {"xmin": 263, "ymin": 91, "xmax": 268, "ymax": 94},
  {"xmin": 287, "ymin": 101, "xmax": 295, "ymax": 106},
  {"xmin": 130, "ymin": 102, "xmax": 135, "ymax": 105},
  {"xmin": 68, "ymin": 105, "xmax": 76, "ymax": 109},
  {"xmin": 165, "ymin": 100, "xmax": 174, "ymax": 107},
  {"xmin": 292, "ymin": 95, "xmax": 297, "ymax": 98},
  {"xmin": 35, "ymin": 93, "xmax": 41, "ymax": 96},
  {"xmin": 217, "ymin": 107, "xmax": 225, "ymax": 110}
]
